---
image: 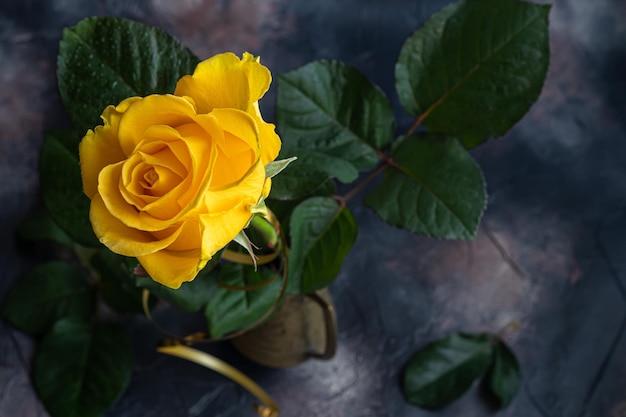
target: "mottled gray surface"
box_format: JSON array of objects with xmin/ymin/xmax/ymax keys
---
[{"xmin": 2, "ymin": 0, "xmax": 626, "ymax": 416}]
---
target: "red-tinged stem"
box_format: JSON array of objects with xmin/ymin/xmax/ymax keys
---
[
  {"xmin": 335, "ymin": 160, "xmax": 390, "ymax": 206},
  {"xmin": 406, "ymin": 113, "xmax": 426, "ymax": 136}
]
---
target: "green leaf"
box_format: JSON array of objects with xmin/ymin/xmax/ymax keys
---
[
  {"xmin": 17, "ymin": 206, "xmax": 74, "ymax": 247},
  {"xmin": 1, "ymin": 262, "xmax": 94, "ymax": 335},
  {"xmin": 269, "ymin": 166, "xmax": 328, "ymax": 201},
  {"xmin": 403, "ymin": 333, "xmax": 494, "ymax": 408},
  {"xmin": 39, "ymin": 130, "xmax": 100, "ymax": 247},
  {"xmin": 265, "ymin": 157, "xmax": 298, "ymax": 179},
  {"xmin": 486, "ymin": 340, "xmax": 522, "ymax": 407},
  {"xmin": 396, "ymin": 0, "xmax": 551, "ymax": 148},
  {"xmin": 135, "ymin": 254, "xmax": 221, "ymax": 313},
  {"xmin": 90, "ymin": 250, "xmax": 155, "ymax": 314},
  {"xmin": 205, "ymin": 264, "xmax": 283, "ymax": 338},
  {"xmin": 364, "ymin": 133, "xmax": 486, "ymax": 239},
  {"xmin": 266, "ymin": 179, "xmax": 335, "ymax": 238},
  {"xmin": 269, "ymin": 146, "xmax": 357, "ymax": 200},
  {"xmin": 288, "ymin": 196, "xmax": 358, "ymax": 293},
  {"xmin": 276, "ymin": 60, "xmax": 395, "ymax": 177},
  {"xmin": 34, "ymin": 318, "xmax": 132, "ymax": 417},
  {"xmin": 58, "ymin": 16, "xmax": 199, "ymax": 133}
]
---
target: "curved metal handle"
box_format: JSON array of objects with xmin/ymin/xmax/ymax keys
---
[{"xmin": 304, "ymin": 290, "xmax": 337, "ymax": 360}]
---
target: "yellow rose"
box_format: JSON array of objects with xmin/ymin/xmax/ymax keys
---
[{"xmin": 79, "ymin": 52, "xmax": 280, "ymax": 288}]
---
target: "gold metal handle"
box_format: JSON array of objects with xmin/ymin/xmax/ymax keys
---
[
  {"xmin": 304, "ymin": 290, "xmax": 337, "ymax": 360},
  {"xmin": 158, "ymin": 344, "xmax": 279, "ymax": 417}
]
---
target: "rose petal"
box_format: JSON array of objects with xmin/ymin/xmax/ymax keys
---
[
  {"xmin": 174, "ymin": 52, "xmax": 250, "ymax": 113},
  {"xmin": 101, "ymin": 133, "xmax": 214, "ymax": 229},
  {"xmin": 99, "ymin": 162, "xmax": 179, "ymax": 230},
  {"xmin": 241, "ymin": 52, "xmax": 272, "ymax": 105},
  {"xmin": 137, "ymin": 219, "xmax": 208, "ymax": 288},
  {"xmin": 210, "ymin": 108, "xmax": 259, "ymax": 153},
  {"xmin": 90, "ymin": 194, "xmax": 183, "ymax": 257},
  {"xmin": 151, "ymin": 218, "xmax": 202, "ymax": 252},
  {"xmin": 140, "ymin": 126, "xmax": 191, "ymax": 178},
  {"xmin": 120, "ymin": 153, "xmax": 155, "ymax": 207},
  {"xmin": 205, "ymin": 159, "xmax": 265, "ymax": 209},
  {"xmin": 137, "ymin": 248, "xmax": 207, "ymax": 289},
  {"xmin": 79, "ymin": 98, "xmax": 141, "ymax": 198},
  {"xmin": 262, "ymin": 177, "xmax": 272, "ymax": 199},
  {"xmin": 127, "ymin": 126, "xmax": 201, "ymax": 214},
  {"xmin": 207, "ymin": 108, "xmax": 260, "ymax": 188},
  {"xmin": 255, "ymin": 115, "xmax": 281, "ymax": 165},
  {"xmin": 117, "ymin": 95, "xmax": 196, "ymax": 155}
]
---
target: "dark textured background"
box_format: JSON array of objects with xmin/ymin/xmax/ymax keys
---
[{"xmin": 2, "ymin": 0, "xmax": 626, "ymax": 416}]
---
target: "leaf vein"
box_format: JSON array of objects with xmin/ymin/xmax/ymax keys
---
[
  {"xmin": 418, "ymin": 7, "xmax": 546, "ymax": 122},
  {"xmin": 279, "ymin": 76, "xmax": 377, "ymax": 156},
  {"xmin": 394, "ymin": 165, "xmax": 470, "ymax": 234}
]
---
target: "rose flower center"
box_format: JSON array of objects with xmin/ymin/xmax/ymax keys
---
[
  {"xmin": 138, "ymin": 165, "xmax": 182, "ymax": 197},
  {"xmin": 142, "ymin": 169, "xmax": 158, "ymax": 187},
  {"xmin": 120, "ymin": 140, "xmax": 190, "ymax": 212}
]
